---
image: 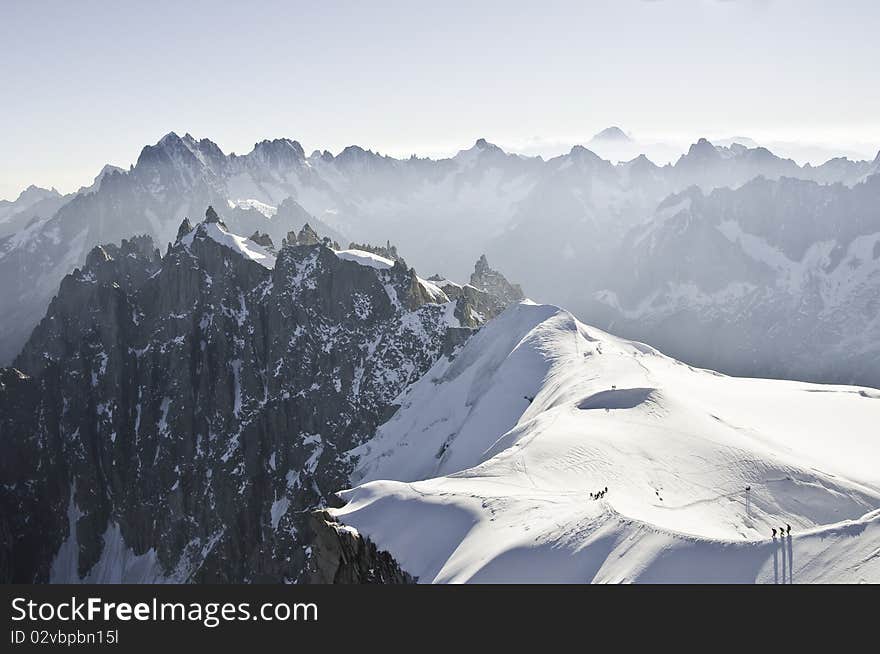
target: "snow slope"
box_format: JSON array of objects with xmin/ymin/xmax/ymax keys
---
[{"xmin": 334, "ymin": 301, "xmax": 880, "ymax": 583}]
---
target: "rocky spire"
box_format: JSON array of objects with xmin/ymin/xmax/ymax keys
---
[
  {"xmin": 281, "ymin": 222, "xmax": 333, "ymax": 249},
  {"xmin": 474, "ymin": 254, "xmax": 490, "ymax": 278},
  {"xmin": 202, "ymin": 205, "xmax": 229, "ymax": 231},
  {"xmin": 297, "ymin": 223, "xmax": 320, "ymax": 246},
  {"xmin": 176, "ymin": 217, "xmax": 194, "ymax": 241},
  {"xmin": 469, "ymin": 254, "xmax": 524, "ymax": 307},
  {"xmin": 204, "ymin": 205, "xmax": 221, "ymax": 224}
]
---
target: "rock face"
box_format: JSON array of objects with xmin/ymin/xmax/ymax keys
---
[
  {"xmin": 306, "ymin": 511, "xmax": 414, "ymax": 584},
  {"xmin": 0, "ymin": 209, "xmax": 508, "ymax": 583}
]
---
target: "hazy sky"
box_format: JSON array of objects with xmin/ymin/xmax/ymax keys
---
[{"xmin": 2, "ymin": 0, "xmax": 879, "ymax": 199}]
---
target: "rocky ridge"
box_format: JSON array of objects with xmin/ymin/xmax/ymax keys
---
[{"xmin": 0, "ymin": 207, "xmax": 522, "ymax": 583}]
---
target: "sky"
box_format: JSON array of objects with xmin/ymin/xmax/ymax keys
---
[{"xmin": 2, "ymin": 0, "xmax": 879, "ymax": 199}]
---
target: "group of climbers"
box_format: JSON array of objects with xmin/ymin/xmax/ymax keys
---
[
  {"xmin": 584, "ymin": 483, "xmax": 792, "ymax": 539},
  {"xmin": 772, "ymin": 524, "xmax": 792, "ymax": 538},
  {"xmin": 589, "ymin": 487, "xmax": 608, "ymax": 500}
]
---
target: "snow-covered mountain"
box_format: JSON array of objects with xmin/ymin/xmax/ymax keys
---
[
  {"xmin": 0, "ymin": 209, "xmax": 522, "ymax": 583},
  {"xmin": 1, "ymin": 131, "xmax": 878, "ymax": 385},
  {"xmin": 588, "ymin": 174, "xmax": 880, "ymax": 387},
  {"xmin": 0, "ymin": 185, "xmax": 67, "ymax": 238},
  {"xmin": 334, "ymin": 301, "xmax": 880, "ymax": 583}
]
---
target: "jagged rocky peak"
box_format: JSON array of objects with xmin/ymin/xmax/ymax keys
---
[
  {"xmin": 336, "ymin": 145, "xmax": 381, "ymax": 162},
  {"xmin": 249, "ymin": 138, "xmax": 306, "ymax": 168},
  {"xmin": 83, "ymin": 234, "xmax": 160, "ymax": 272},
  {"xmin": 1, "ymin": 202, "xmax": 484, "ymax": 583},
  {"xmin": 0, "ymin": 190, "xmax": 548, "ymax": 583},
  {"xmin": 309, "ymin": 149, "xmax": 335, "ymax": 163},
  {"xmin": 283, "ymin": 222, "xmax": 324, "ymax": 248},
  {"xmin": 80, "ymin": 164, "xmax": 126, "ymax": 194},
  {"xmin": 203, "ymin": 205, "xmax": 226, "ymax": 227},
  {"xmin": 626, "ymin": 153, "xmax": 656, "ymax": 167},
  {"xmin": 682, "ymin": 137, "xmax": 721, "ymax": 160},
  {"xmin": 454, "ymin": 138, "xmax": 507, "ymax": 164},
  {"xmin": 297, "ymin": 223, "xmax": 319, "ymax": 246},
  {"xmin": 133, "ymin": 131, "xmax": 225, "ymax": 175},
  {"xmin": 424, "ymin": 256, "xmax": 527, "ymax": 328},
  {"xmin": 171, "ymin": 207, "xmax": 277, "ymax": 274},
  {"xmin": 176, "ymin": 217, "xmax": 194, "ymax": 241},
  {"xmin": 568, "ymin": 144, "xmax": 607, "ymax": 165},
  {"xmin": 14, "ymin": 184, "xmax": 61, "ymax": 204},
  {"xmin": 470, "ymin": 254, "xmax": 524, "ymax": 305},
  {"xmin": 471, "ymin": 137, "xmax": 503, "ymax": 154},
  {"xmin": 84, "ymin": 244, "xmax": 113, "ymax": 269}
]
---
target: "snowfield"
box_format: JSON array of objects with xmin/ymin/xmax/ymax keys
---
[{"xmin": 334, "ymin": 301, "xmax": 880, "ymax": 583}]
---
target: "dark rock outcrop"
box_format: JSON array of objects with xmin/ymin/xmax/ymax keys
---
[
  {"xmin": 296, "ymin": 223, "xmax": 319, "ymax": 246},
  {"xmin": 248, "ymin": 231, "xmax": 275, "ymax": 251},
  {"xmin": 204, "ymin": 205, "xmax": 224, "ymax": 226},
  {"xmin": 307, "ymin": 511, "xmax": 414, "ymax": 584}
]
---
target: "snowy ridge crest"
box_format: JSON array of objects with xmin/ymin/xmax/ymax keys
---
[{"xmin": 334, "ymin": 301, "xmax": 880, "ymax": 583}]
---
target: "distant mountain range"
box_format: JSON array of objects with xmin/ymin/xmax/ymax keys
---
[
  {"xmin": 1, "ymin": 131, "xmax": 879, "ymax": 386},
  {"xmin": 589, "ymin": 174, "xmax": 880, "ymax": 384}
]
